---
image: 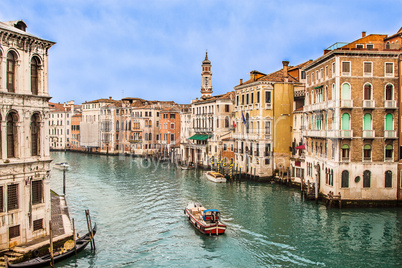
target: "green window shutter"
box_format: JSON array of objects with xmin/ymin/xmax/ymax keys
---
[
  {"xmin": 385, "ymin": 114, "xmax": 393, "ymax": 130},
  {"xmin": 341, "ymin": 83, "xmax": 351, "ymax": 100},
  {"xmin": 363, "ymin": 114, "xmax": 372, "ymax": 130},
  {"xmin": 342, "ymin": 113, "xmax": 350, "ymax": 130}
]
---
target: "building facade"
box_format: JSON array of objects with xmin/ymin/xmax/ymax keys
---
[
  {"xmin": 233, "ymin": 61, "xmax": 308, "ymax": 178},
  {"xmin": 302, "ymin": 31, "xmax": 401, "ymax": 202},
  {"xmin": 0, "ymin": 20, "xmax": 55, "ymax": 249}
]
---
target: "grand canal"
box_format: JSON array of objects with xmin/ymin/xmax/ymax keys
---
[{"xmin": 50, "ymin": 152, "xmax": 402, "ymax": 267}]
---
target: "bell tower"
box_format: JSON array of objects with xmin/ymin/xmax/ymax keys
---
[{"xmin": 201, "ymin": 52, "xmax": 213, "ymax": 99}]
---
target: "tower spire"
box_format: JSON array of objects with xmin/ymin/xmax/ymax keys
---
[{"xmin": 201, "ymin": 52, "xmax": 212, "ymax": 99}]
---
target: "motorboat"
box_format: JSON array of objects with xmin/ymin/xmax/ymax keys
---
[
  {"xmin": 53, "ymin": 162, "xmax": 70, "ymax": 170},
  {"xmin": 184, "ymin": 201, "xmax": 226, "ymax": 235},
  {"xmin": 205, "ymin": 171, "xmax": 226, "ymax": 183}
]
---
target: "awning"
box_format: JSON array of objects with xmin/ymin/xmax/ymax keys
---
[
  {"xmin": 188, "ymin": 134, "xmax": 210, "ymax": 141},
  {"xmin": 295, "ymin": 144, "xmax": 305, "ymax": 150},
  {"xmin": 314, "ymin": 85, "xmax": 323, "ymax": 89}
]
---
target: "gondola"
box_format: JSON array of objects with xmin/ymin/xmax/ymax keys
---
[{"xmin": 6, "ymin": 224, "xmax": 97, "ymax": 268}]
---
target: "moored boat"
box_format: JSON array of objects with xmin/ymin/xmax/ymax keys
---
[
  {"xmin": 184, "ymin": 202, "xmax": 226, "ymax": 235},
  {"xmin": 205, "ymin": 171, "xmax": 226, "ymax": 183},
  {"xmin": 6, "ymin": 224, "xmax": 97, "ymax": 268},
  {"xmin": 53, "ymin": 162, "xmax": 70, "ymax": 170}
]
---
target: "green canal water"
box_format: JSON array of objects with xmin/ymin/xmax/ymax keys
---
[{"xmin": 50, "ymin": 152, "xmax": 402, "ymax": 267}]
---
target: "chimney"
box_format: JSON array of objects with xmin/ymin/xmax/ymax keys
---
[
  {"xmin": 362, "ymin": 31, "xmax": 366, "ymax": 38},
  {"xmin": 282, "ymin": 61, "xmax": 289, "ymax": 82},
  {"xmin": 240, "ymin": 79, "xmax": 243, "ymax": 85},
  {"xmin": 109, "ymin": 96, "xmax": 112, "ymax": 100}
]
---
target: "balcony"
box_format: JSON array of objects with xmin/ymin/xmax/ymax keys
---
[
  {"xmin": 340, "ymin": 130, "xmax": 353, "ymax": 138},
  {"xmin": 341, "ymin": 100, "xmax": 353, "ymax": 108},
  {"xmin": 363, "ymin": 100, "xmax": 375, "ymax": 109},
  {"xmin": 310, "ymin": 102, "xmax": 326, "ymax": 111},
  {"xmin": 384, "ymin": 100, "xmax": 397, "ymax": 109},
  {"xmin": 384, "ymin": 130, "xmax": 397, "ymax": 139},
  {"xmin": 327, "ymin": 130, "xmax": 338, "ymax": 138},
  {"xmin": 363, "ymin": 130, "xmax": 375, "ymax": 138},
  {"xmin": 265, "ymin": 103, "xmax": 272, "ymax": 110},
  {"xmin": 363, "ymin": 157, "xmax": 372, "ymax": 162},
  {"xmin": 305, "ymin": 130, "xmax": 326, "ymax": 137},
  {"xmin": 341, "ymin": 156, "xmax": 350, "ymax": 162}
]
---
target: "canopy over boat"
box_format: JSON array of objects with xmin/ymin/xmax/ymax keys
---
[{"xmin": 203, "ymin": 209, "xmax": 219, "ymax": 213}]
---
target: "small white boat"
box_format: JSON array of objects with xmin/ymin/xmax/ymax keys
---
[
  {"xmin": 181, "ymin": 164, "xmax": 194, "ymax": 170},
  {"xmin": 54, "ymin": 162, "xmax": 70, "ymax": 170},
  {"xmin": 205, "ymin": 171, "xmax": 226, "ymax": 183}
]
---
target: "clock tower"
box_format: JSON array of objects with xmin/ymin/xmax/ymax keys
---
[{"xmin": 201, "ymin": 52, "xmax": 213, "ymax": 99}]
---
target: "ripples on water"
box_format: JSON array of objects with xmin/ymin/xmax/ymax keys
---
[{"xmin": 50, "ymin": 152, "xmax": 402, "ymax": 267}]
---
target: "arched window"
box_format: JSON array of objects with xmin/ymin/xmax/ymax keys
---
[
  {"xmin": 385, "ymin": 170, "xmax": 392, "ymax": 188},
  {"xmin": 341, "ymin": 83, "xmax": 351, "ymax": 100},
  {"xmin": 31, "ymin": 56, "xmax": 40, "ymax": 95},
  {"xmin": 149, "ymin": 133, "xmax": 152, "ymax": 141},
  {"xmin": 31, "ymin": 113, "xmax": 40, "ymax": 156},
  {"xmin": 341, "ymin": 144, "xmax": 350, "ymax": 161},
  {"xmin": 385, "ymin": 114, "xmax": 393, "ymax": 131},
  {"xmin": 246, "ymin": 113, "xmax": 250, "ymax": 133},
  {"xmin": 385, "ymin": 84, "xmax": 394, "ymax": 100},
  {"xmin": 363, "ymin": 114, "xmax": 372, "ymax": 130},
  {"xmin": 363, "ymin": 144, "xmax": 371, "ymax": 161},
  {"xmin": 128, "ymin": 121, "xmax": 131, "ymax": 130},
  {"xmin": 341, "ymin": 113, "xmax": 350, "ymax": 130},
  {"xmin": 144, "ymin": 133, "xmax": 148, "ymax": 141},
  {"xmin": 386, "ymin": 41, "xmax": 390, "ymax": 49},
  {"xmin": 385, "ymin": 144, "xmax": 393, "ymax": 161},
  {"xmin": 332, "ymin": 83, "xmax": 336, "ymax": 100},
  {"xmin": 363, "ymin": 170, "xmax": 371, "ymax": 188},
  {"xmin": 341, "ymin": 170, "xmax": 349, "ymax": 188},
  {"xmin": 364, "ymin": 83, "xmax": 372, "ymax": 100},
  {"xmin": 7, "ymin": 51, "xmax": 17, "ymax": 92},
  {"xmin": 116, "ymin": 120, "xmax": 119, "ymax": 132},
  {"xmin": 7, "ymin": 112, "xmax": 18, "ymax": 158}
]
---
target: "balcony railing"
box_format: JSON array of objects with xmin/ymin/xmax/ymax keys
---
[
  {"xmin": 341, "ymin": 99, "xmax": 353, "ymax": 108},
  {"xmin": 341, "ymin": 156, "xmax": 350, "ymax": 162},
  {"xmin": 340, "ymin": 130, "xmax": 353, "ymax": 138},
  {"xmin": 384, "ymin": 130, "xmax": 397, "ymax": 138},
  {"xmin": 363, "ymin": 130, "xmax": 375, "ymax": 138},
  {"xmin": 327, "ymin": 100, "xmax": 337, "ymax": 108},
  {"xmin": 363, "ymin": 100, "xmax": 375, "ymax": 109},
  {"xmin": 384, "ymin": 100, "xmax": 397, "ymax": 109},
  {"xmin": 363, "ymin": 157, "xmax": 372, "ymax": 162}
]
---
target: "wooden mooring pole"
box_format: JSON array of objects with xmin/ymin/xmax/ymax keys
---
[
  {"xmin": 73, "ymin": 218, "xmax": 77, "ymax": 257},
  {"xmin": 49, "ymin": 221, "xmax": 54, "ymax": 267},
  {"xmin": 85, "ymin": 209, "xmax": 96, "ymax": 250}
]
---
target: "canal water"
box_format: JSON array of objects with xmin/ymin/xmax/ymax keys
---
[{"xmin": 50, "ymin": 152, "xmax": 402, "ymax": 267}]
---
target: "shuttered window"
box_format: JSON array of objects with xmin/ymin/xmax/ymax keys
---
[
  {"xmin": 9, "ymin": 225, "xmax": 20, "ymax": 239},
  {"xmin": 33, "ymin": 219, "xmax": 44, "ymax": 231},
  {"xmin": 7, "ymin": 184, "xmax": 18, "ymax": 211},
  {"xmin": 32, "ymin": 180, "xmax": 43, "ymax": 205},
  {"xmin": 342, "ymin": 62, "xmax": 350, "ymax": 75}
]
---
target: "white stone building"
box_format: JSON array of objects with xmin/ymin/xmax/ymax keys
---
[{"xmin": 0, "ymin": 20, "xmax": 55, "ymax": 249}]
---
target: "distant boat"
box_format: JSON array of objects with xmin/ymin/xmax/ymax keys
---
[
  {"xmin": 6, "ymin": 224, "xmax": 97, "ymax": 267},
  {"xmin": 205, "ymin": 171, "xmax": 226, "ymax": 183},
  {"xmin": 53, "ymin": 162, "xmax": 70, "ymax": 170},
  {"xmin": 180, "ymin": 164, "xmax": 194, "ymax": 170},
  {"xmin": 184, "ymin": 202, "xmax": 226, "ymax": 235}
]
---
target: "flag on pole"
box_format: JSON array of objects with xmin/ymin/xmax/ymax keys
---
[
  {"xmin": 233, "ymin": 119, "xmax": 236, "ymax": 128},
  {"xmin": 242, "ymin": 112, "xmax": 247, "ymax": 126}
]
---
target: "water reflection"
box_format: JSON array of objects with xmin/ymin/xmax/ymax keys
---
[{"xmin": 50, "ymin": 152, "xmax": 402, "ymax": 267}]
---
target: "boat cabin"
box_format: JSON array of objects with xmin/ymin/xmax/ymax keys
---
[
  {"xmin": 209, "ymin": 172, "xmax": 224, "ymax": 178},
  {"xmin": 202, "ymin": 209, "xmax": 220, "ymax": 223}
]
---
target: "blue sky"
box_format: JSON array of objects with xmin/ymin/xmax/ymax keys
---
[{"xmin": 1, "ymin": 0, "xmax": 402, "ymax": 105}]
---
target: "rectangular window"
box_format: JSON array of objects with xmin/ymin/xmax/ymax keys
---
[
  {"xmin": 33, "ymin": 219, "xmax": 43, "ymax": 231},
  {"xmin": 236, "ymin": 95, "xmax": 239, "ymax": 106},
  {"xmin": 32, "ymin": 180, "xmax": 43, "ymax": 205},
  {"xmin": 241, "ymin": 95, "xmax": 244, "ymax": 105},
  {"xmin": 224, "ymin": 144, "xmax": 227, "ymax": 151},
  {"xmin": 363, "ymin": 62, "xmax": 372, "ymax": 76},
  {"xmin": 251, "ymin": 93, "xmax": 254, "ymax": 104},
  {"xmin": 325, "ymin": 66, "xmax": 328, "ymax": 78},
  {"xmin": 367, "ymin": 44, "xmax": 374, "ymax": 50},
  {"xmin": 0, "ymin": 186, "xmax": 3, "ymax": 212},
  {"xmin": 170, "ymin": 114, "xmax": 175, "ymax": 119},
  {"xmin": 265, "ymin": 91, "xmax": 271, "ymax": 104},
  {"xmin": 332, "ymin": 62, "xmax": 335, "ymax": 75},
  {"xmin": 342, "ymin": 62, "xmax": 351, "ymax": 75},
  {"xmin": 170, "ymin": 123, "xmax": 174, "ymax": 129},
  {"xmin": 301, "ymin": 71, "xmax": 306, "ymax": 79},
  {"xmin": 170, "ymin": 134, "xmax": 175, "ymax": 143},
  {"xmin": 225, "ymin": 105, "xmax": 229, "ymax": 112},
  {"xmin": 7, "ymin": 184, "xmax": 18, "ymax": 211},
  {"xmin": 265, "ymin": 121, "xmax": 271, "ymax": 134},
  {"xmin": 9, "ymin": 225, "xmax": 20, "ymax": 239},
  {"xmin": 356, "ymin": 44, "xmax": 364, "ymax": 49},
  {"xmin": 385, "ymin": 63, "xmax": 394, "ymax": 77},
  {"xmin": 246, "ymin": 94, "xmax": 249, "ymax": 104}
]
